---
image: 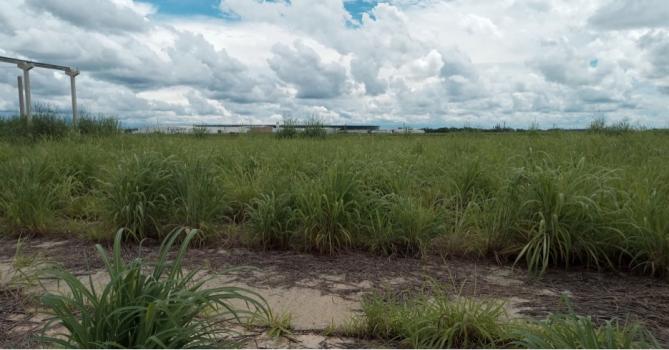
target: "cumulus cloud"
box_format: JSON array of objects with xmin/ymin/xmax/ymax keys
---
[
  {"xmin": 589, "ymin": 0, "xmax": 669, "ymax": 30},
  {"xmin": 25, "ymin": 0, "xmax": 153, "ymax": 33},
  {"xmin": 0, "ymin": 0, "xmax": 667, "ymax": 128},
  {"xmin": 268, "ymin": 41, "xmax": 348, "ymax": 99}
]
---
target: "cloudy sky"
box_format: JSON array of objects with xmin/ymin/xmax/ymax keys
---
[{"xmin": 1, "ymin": 0, "xmax": 668, "ymax": 128}]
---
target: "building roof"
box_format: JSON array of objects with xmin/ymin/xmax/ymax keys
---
[{"xmin": 193, "ymin": 124, "xmax": 380, "ymax": 130}]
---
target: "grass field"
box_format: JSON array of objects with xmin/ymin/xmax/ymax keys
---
[{"xmin": 1, "ymin": 123, "xmax": 668, "ymax": 277}]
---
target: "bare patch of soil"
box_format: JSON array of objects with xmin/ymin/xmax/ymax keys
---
[{"xmin": 2, "ymin": 237, "xmax": 669, "ymax": 347}]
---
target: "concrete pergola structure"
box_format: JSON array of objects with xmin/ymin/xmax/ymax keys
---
[{"xmin": 0, "ymin": 55, "xmax": 79, "ymax": 126}]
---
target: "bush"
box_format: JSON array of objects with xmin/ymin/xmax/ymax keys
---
[{"xmin": 40, "ymin": 228, "xmax": 269, "ymax": 348}]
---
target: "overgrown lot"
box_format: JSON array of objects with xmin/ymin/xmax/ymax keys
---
[{"xmin": 1, "ymin": 128, "xmax": 668, "ymax": 276}]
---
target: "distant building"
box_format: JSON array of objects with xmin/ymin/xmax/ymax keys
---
[{"xmin": 192, "ymin": 124, "xmax": 380, "ymax": 134}]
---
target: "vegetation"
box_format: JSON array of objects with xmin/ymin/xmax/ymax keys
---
[
  {"xmin": 40, "ymin": 228, "xmax": 268, "ymax": 348},
  {"xmin": 346, "ymin": 290, "xmax": 658, "ymax": 349},
  {"xmin": 0, "ymin": 127, "xmax": 668, "ymax": 276}
]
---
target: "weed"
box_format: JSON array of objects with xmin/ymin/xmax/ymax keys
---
[{"xmin": 40, "ymin": 228, "xmax": 269, "ymax": 348}]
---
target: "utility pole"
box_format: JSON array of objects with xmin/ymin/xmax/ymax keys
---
[
  {"xmin": 17, "ymin": 62, "xmax": 34, "ymax": 121},
  {"xmin": 66, "ymin": 68, "xmax": 79, "ymax": 127},
  {"xmin": 17, "ymin": 76, "xmax": 25, "ymax": 118}
]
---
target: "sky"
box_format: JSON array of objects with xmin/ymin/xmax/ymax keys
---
[{"xmin": 0, "ymin": 0, "xmax": 668, "ymax": 128}]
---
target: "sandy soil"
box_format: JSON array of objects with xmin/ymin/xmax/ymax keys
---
[{"xmin": 1, "ymin": 237, "xmax": 669, "ymax": 348}]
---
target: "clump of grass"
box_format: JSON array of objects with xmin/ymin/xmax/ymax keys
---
[
  {"xmin": 294, "ymin": 166, "xmax": 362, "ymax": 254},
  {"xmin": 302, "ymin": 117, "xmax": 327, "ymax": 138},
  {"xmin": 0, "ymin": 158, "xmax": 73, "ymax": 234},
  {"xmin": 102, "ymin": 152, "xmax": 175, "ymax": 240},
  {"xmin": 352, "ymin": 287, "xmax": 660, "ymax": 349},
  {"xmin": 276, "ymin": 118, "xmax": 298, "ymax": 139},
  {"xmin": 246, "ymin": 192, "xmax": 295, "ymax": 250},
  {"xmin": 191, "ymin": 126, "xmax": 208, "ymax": 138},
  {"xmin": 40, "ymin": 228, "xmax": 269, "ymax": 348},
  {"xmin": 76, "ymin": 114, "xmax": 120, "ymax": 136},
  {"xmin": 507, "ymin": 158, "xmax": 625, "ymax": 275},
  {"xmin": 364, "ymin": 195, "xmax": 442, "ymax": 257},
  {"xmin": 248, "ymin": 310, "xmax": 293, "ymax": 339},
  {"xmin": 512, "ymin": 312, "xmax": 658, "ymax": 348},
  {"xmin": 169, "ymin": 158, "xmax": 227, "ymax": 235},
  {"xmin": 357, "ymin": 290, "xmax": 511, "ymax": 348}
]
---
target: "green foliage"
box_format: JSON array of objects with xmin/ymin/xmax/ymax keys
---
[
  {"xmin": 0, "ymin": 158, "xmax": 73, "ymax": 233},
  {"xmin": 508, "ymin": 158, "xmax": 625, "ymax": 275},
  {"xmin": 358, "ymin": 291, "xmax": 511, "ymax": 348},
  {"xmin": 170, "ymin": 158, "xmax": 227, "ymax": 234},
  {"xmin": 356, "ymin": 289, "xmax": 659, "ymax": 349},
  {"xmin": 246, "ymin": 192, "xmax": 295, "ymax": 250},
  {"xmin": 40, "ymin": 228, "xmax": 269, "ymax": 348},
  {"xmin": 512, "ymin": 313, "xmax": 658, "ymax": 349},
  {"xmin": 302, "ymin": 117, "xmax": 327, "ymax": 138},
  {"xmin": 102, "ymin": 153, "xmax": 175, "ymax": 239},
  {"xmin": 364, "ymin": 195, "xmax": 442, "ymax": 257},
  {"xmin": 76, "ymin": 114, "xmax": 120, "ymax": 136},
  {"xmin": 294, "ymin": 166, "xmax": 362, "ymax": 254},
  {"xmin": 276, "ymin": 119, "xmax": 298, "ymax": 139},
  {"xmin": 0, "ymin": 113, "xmax": 69, "ymax": 141},
  {"xmin": 191, "ymin": 126, "xmax": 208, "ymax": 138},
  {"xmin": 0, "ymin": 131, "xmax": 668, "ymax": 277}
]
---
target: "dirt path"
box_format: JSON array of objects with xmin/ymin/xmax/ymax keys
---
[{"xmin": 2, "ymin": 237, "xmax": 669, "ymax": 348}]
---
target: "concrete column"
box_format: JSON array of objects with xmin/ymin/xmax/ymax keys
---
[
  {"xmin": 17, "ymin": 62, "xmax": 34, "ymax": 121},
  {"xmin": 17, "ymin": 76, "xmax": 25, "ymax": 118},
  {"xmin": 66, "ymin": 69, "xmax": 80, "ymax": 128}
]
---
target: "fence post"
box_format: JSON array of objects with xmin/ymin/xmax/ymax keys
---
[{"xmin": 17, "ymin": 76, "xmax": 25, "ymax": 118}]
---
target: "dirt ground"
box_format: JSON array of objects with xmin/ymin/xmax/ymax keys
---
[{"xmin": 2, "ymin": 237, "xmax": 669, "ymax": 348}]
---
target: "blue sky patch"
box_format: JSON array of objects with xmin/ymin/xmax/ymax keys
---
[
  {"xmin": 144, "ymin": 0, "xmax": 222, "ymax": 17},
  {"xmin": 143, "ymin": 0, "xmax": 381, "ymax": 21}
]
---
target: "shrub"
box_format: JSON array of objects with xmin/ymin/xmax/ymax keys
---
[{"xmin": 40, "ymin": 228, "xmax": 269, "ymax": 348}]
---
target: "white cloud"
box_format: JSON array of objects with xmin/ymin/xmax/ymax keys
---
[
  {"xmin": 0, "ymin": 0, "xmax": 667, "ymax": 128},
  {"xmin": 589, "ymin": 0, "xmax": 669, "ymax": 30}
]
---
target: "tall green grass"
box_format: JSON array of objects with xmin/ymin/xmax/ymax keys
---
[
  {"xmin": 349, "ymin": 289, "xmax": 659, "ymax": 349},
  {"xmin": 0, "ymin": 131, "xmax": 668, "ymax": 276}
]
